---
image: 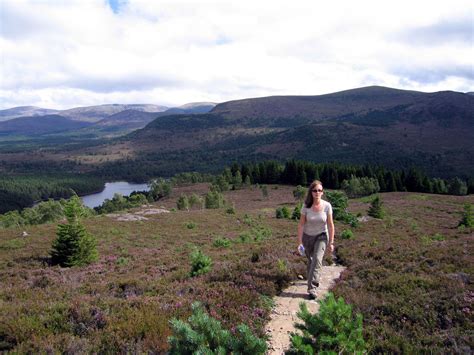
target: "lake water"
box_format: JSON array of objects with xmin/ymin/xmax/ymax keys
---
[{"xmin": 81, "ymin": 181, "xmax": 149, "ymax": 208}]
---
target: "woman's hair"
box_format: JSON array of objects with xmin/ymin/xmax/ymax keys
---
[{"xmin": 304, "ymin": 180, "xmax": 323, "ymax": 208}]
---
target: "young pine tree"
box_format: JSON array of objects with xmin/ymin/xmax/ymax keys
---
[
  {"xmin": 51, "ymin": 195, "xmax": 98, "ymax": 267},
  {"xmin": 168, "ymin": 302, "xmax": 267, "ymax": 354},
  {"xmin": 459, "ymin": 203, "xmax": 473, "ymax": 228},
  {"xmin": 288, "ymin": 293, "xmax": 366, "ymax": 354},
  {"xmin": 176, "ymin": 194, "xmax": 190, "ymax": 211},
  {"xmin": 368, "ymin": 195, "xmax": 385, "ymax": 219}
]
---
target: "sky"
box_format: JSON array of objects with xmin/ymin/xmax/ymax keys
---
[{"xmin": 0, "ymin": 0, "xmax": 473, "ymax": 110}]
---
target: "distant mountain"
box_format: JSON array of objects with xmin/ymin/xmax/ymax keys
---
[
  {"xmin": 164, "ymin": 102, "xmax": 217, "ymax": 114},
  {"xmin": 0, "ymin": 106, "xmax": 59, "ymax": 122},
  {"xmin": 211, "ymin": 86, "xmax": 425, "ymax": 122},
  {"xmin": 0, "ymin": 115, "xmax": 92, "ymax": 136},
  {"xmin": 91, "ymin": 103, "xmax": 216, "ymax": 133},
  {"xmin": 92, "ymin": 110, "xmax": 162, "ymax": 132},
  {"xmin": 59, "ymin": 104, "xmax": 169, "ymax": 122},
  {"xmin": 105, "ymin": 86, "xmax": 474, "ymax": 178}
]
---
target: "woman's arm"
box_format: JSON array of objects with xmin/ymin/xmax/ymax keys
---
[
  {"xmin": 297, "ymin": 213, "xmax": 306, "ymax": 247},
  {"xmin": 327, "ymin": 212, "xmax": 335, "ymax": 253}
]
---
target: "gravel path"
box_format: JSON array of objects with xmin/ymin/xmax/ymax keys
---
[{"xmin": 265, "ymin": 265, "xmax": 346, "ymax": 354}]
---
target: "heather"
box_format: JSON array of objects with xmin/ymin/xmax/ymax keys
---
[
  {"xmin": 333, "ymin": 192, "xmax": 474, "ymax": 352},
  {"xmin": 0, "ymin": 184, "xmax": 302, "ymax": 352},
  {"xmin": 0, "ymin": 184, "xmax": 472, "ymax": 353}
]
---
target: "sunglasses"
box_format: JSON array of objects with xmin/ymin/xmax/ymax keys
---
[{"xmin": 312, "ymin": 189, "xmax": 323, "ymax": 193}]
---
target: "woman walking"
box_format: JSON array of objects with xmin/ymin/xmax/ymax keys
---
[{"xmin": 297, "ymin": 180, "xmax": 335, "ymax": 299}]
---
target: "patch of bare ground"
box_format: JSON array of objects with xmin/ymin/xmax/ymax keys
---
[
  {"xmin": 106, "ymin": 207, "xmax": 170, "ymax": 221},
  {"xmin": 265, "ymin": 265, "xmax": 346, "ymax": 354}
]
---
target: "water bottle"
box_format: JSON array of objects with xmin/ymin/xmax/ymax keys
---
[{"xmin": 298, "ymin": 244, "xmax": 305, "ymax": 256}]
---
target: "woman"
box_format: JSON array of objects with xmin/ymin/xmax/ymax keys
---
[{"xmin": 297, "ymin": 180, "xmax": 335, "ymax": 299}]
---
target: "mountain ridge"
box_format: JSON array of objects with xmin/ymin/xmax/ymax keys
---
[{"xmin": 113, "ymin": 86, "xmax": 474, "ymax": 178}]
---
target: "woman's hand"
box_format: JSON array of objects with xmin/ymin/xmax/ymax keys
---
[{"xmin": 328, "ymin": 243, "xmax": 334, "ymax": 253}]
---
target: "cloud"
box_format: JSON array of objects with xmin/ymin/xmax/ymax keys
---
[
  {"xmin": 0, "ymin": 0, "xmax": 473, "ymax": 109},
  {"xmin": 394, "ymin": 16, "xmax": 473, "ymax": 45}
]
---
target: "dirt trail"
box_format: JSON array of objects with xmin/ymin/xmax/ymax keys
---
[{"xmin": 265, "ymin": 265, "xmax": 346, "ymax": 354}]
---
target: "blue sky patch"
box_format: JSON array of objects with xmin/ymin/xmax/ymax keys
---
[{"xmin": 107, "ymin": 0, "xmax": 126, "ymax": 14}]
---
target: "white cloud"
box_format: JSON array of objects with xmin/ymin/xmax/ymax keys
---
[{"xmin": 1, "ymin": 0, "xmax": 473, "ymax": 109}]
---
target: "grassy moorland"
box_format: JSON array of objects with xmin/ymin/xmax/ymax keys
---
[
  {"xmin": 335, "ymin": 192, "xmax": 474, "ymax": 353},
  {"xmin": 0, "ymin": 184, "xmax": 472, "ymax": 353}
]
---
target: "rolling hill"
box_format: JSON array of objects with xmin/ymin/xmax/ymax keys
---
[
  {"xmin": 91, "ymin": 102, "xmax": 217, "ymax": 133},
  {"xmin": 0, "ymin": 106, "xmax": 59, "ymax": 122},
  {"xmin": 97, "ymin": 86, "xmax": 474, "ymax": 178},
  {"xmin": 59, "ymin": 104, "xmax": 169, "ymax": 122},
  {"xmin": 0, "ymin": 115, "xmax": 93, "ymax": 136}
]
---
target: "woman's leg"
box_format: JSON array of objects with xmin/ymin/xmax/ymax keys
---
[{"xmin": 307, "ymin": 234, "xmax": 327, "ymax": 296}]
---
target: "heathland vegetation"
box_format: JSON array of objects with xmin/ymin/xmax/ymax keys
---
[{"xmin": 0, "ymin": 168, "xmax": 472, "ymax": 352}]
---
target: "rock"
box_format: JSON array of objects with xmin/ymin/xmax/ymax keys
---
[{"xmin": 297, "ymin": 274, "xmax": 304, "ymax": 280}]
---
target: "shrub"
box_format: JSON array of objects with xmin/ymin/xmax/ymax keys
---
[
  {"xmin": 340, "ymin": 229, "xmax": 354, "ymax": 240},
  {"xmin": 189, "ymin": 249, "xmax": 212, "ymax": 277},
  {"xmin": 288, "ymin": 293, "xmax": 366, "ymax": 354},
  {"xmin": 277, "ymin": 259, "xmax": 288, "ymax": 274},
  {"xmin": 276, "ymin": 206, "xmax": 291, "ymax": 219},
  {"xmin": 368, "ymin": 195, "xmax": 385, "ymax": 219},
  {"xmin": 50, "ymin": 196, "xmax": 98, "ymax": 267},
  {"xmin": 168, "ymin": 302, "xmax": 267, "ymax": 354},
  {"xmin": 34, "ymin": 199, "xmax": 65, "ymax": 224},
  {"xmin": 213, "ymin": 175, "xmax": 230, "ymax": 192},
  {"xmin": 189, "ymin": 193, "xmax": 204, "ymax": 209},
  {"xmin": 325, "ymin": 191, "xmax": 358, "ymax": 226},
  {"xmin": 176, "ymin": 195, "xmax": 190, "ymax": 211},
  {"xmin": 226, "ymin": 205, "xmax": 236, "ymax": 214},
  {"xmin": 213, "ymin": 237, "xmax": 231, "ymax": 248},
  {"xmin": 292, "ymin": 203, "xmax": 302, "ymax": 220},
  {"xmin": 205, "ymin": 191, "xmax": 225, "ymax": 209},
  {"xmin": 185, "ymin": 222, "xmax": 196, "ymax": 229},
  {"xmin": 128, "ymin": 193, "xmax": 147, "ymax": 207},
  {"xmin": 238, "ymin": 232, "xmax": 252, "ymax": 243},
  {"xmin": 232, "ymin": 170, "xmax": 243, "ymax": 189},
  {"xmin": 0, "ymin": 210, "xmax": 26, "ymax": 228},
  {"xmin": 458, "ymin": 203, "xmax": 473, "ymax": 228},
  {"xmin": 242, "ymin": 214, "xmax": 255, "ymax": 226},
  {"xmin": 324, "ymin": 191, "xmax": 348, "ymax": 219},
  {"xmin": 21, "ymin": 207, "xmax": 42, "ymax": 225},
  {"xmin": 293, "ymin": 185, "xmax": 306, "ymax": 201},
  {"xmin": 447, "ymin": 177, "xmax": 468, "ymax": 196},
  {"xmin": 244, "ymin": 175, "xmax": 251, "ymax": 186},
  {"xmin": 150, "ymin": 178, "xmax": 172, "ymax": 201},
  {"xmin": 341, "ymin": 175, "xmax": 380, "ymax": 198},
  {"xmin": 252, "ymin": 225, "xmax": 272, "ymax": 242}
]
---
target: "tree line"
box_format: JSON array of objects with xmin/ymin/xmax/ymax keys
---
[
  {"xmin": 222, "ymin": 160, "xmax": 473, "ymax": 195},
  {"xmin": 0, "ymin": 175, "xmax": 104, "ymax": 214}
]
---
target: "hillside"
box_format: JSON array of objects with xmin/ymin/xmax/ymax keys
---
[
  {"xmin": 211, "ymin": 86, "xmax": 425, "ymax": 121},
  {"xmin": 0, "ymin": 106, "xmax": 59, "ymax": 122},
  {"xmin": 0, "ymin": 86, "xmax": 472, "ymax": 179},
  {"xmin": 0, "ymin": 184, "xmax": 472, "ymax": 352},
  {"xmin": 0, "ymin": 115, "xmax": 92, "ymax": 136},
  {"xmin": 91, "ymin": 103, "xmax": 217, "ymax": 133},
  {"xmin": 92, "ymin": 86, "xmax": 474, "ymax": 178},
  {"xmin": 59, "ymin": 104, "xmax": 169, "ymax": 122}
]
